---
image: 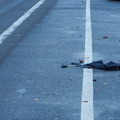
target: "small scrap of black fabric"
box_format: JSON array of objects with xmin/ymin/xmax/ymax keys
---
[{"xmin": 61, "ymin": 60, "xmax": 120, "ymax": 71}]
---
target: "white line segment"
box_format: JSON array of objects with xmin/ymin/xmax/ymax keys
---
[
  {"xmin": 0, "ymin": 0, "xmax": 46, "ymax": 44},
  {"xmin": 81, "ymin": 0, "xmax": 94, "ymax": 119}
]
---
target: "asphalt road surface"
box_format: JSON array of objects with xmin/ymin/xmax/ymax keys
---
[{"xmin": 0, "ymin": 0, "xmax": 120, "ymax": 120}]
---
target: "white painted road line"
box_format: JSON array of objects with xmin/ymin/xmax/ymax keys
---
[
  {"xmin": 0, "ymin": 0, "xmax": 46, "ymax": 44},
  {"xmin": 81, "ymin": 0, "xmax": 94, "ymax": 119}
]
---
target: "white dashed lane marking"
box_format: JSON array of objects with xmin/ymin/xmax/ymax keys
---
[
  {"xmin": 0, "ymin": 0, "xmax": 46, "ymax": 44},
  {"xmin": 81, "ymin": 0, "xmax": 94, "ymax": 119}
]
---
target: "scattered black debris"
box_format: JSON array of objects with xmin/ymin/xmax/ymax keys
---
[
  {"xmin": 79, "ymin": 59, "xmax": 84, "ymax": 63},
  {"xmin": 71, "ymin": 62, "xmax": 79, "ymax": 65},
  {"xmin": 103, "ymin": 36, "xmax": 108, "ymax": 39},
  {"xmin": 82, "ymin": 101, "xmax": 88, "ymax": 103},
  {"xmin": 61, "ymin": 60, "xmax": 120, "ymax": 71},
  {"xmin": 52, "ymin": 93, "xmax": 57, "ymax": 95},
  {"xmin": 61, "ymin": 65, "xmax": 68, "ymax": 68}
]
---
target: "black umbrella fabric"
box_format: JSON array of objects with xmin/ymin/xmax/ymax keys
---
[{"xmin": 61, "ymin": 60, "xmax": 120, "ymax": 71}]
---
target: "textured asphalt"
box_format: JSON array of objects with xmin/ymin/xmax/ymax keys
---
[
  {"xmin": 91, "ymin": 0, "xmax": 120, "ymax": 119},
  {"xmin": 0, "ymin": 0, "xmax": 120, "ymax": 120},
  {"xmin": 0, "ymin": 0, "xmax": 84, "ymax": 120}
]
